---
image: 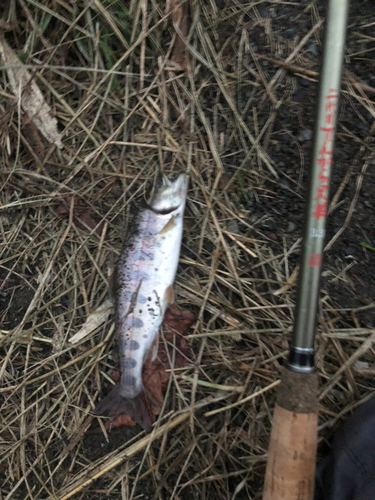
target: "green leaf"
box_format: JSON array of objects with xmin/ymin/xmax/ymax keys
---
[{"xmin": 360, "ymin": 242, "xmax": 375, "ymax": 252}]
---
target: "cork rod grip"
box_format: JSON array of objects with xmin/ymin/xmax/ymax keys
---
[{"xmin": 262, "ymin": 369, "xmax": 318, "ymax": 500}]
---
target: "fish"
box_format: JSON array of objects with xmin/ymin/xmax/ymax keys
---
[{"xmin": 94, "ymin": 173, "xmax": 187, "ymax": 430}]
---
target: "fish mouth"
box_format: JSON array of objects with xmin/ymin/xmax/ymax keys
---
[{"xmin": 155, "ymin": 206, "xmax": 180, "ymax": 215}]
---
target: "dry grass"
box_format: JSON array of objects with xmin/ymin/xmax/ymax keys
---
[{"xmin": 0, "ymin": 1, "xmax": 375, "ymax": 499}]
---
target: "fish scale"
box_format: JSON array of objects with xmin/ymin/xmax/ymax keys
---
[{"xmin": 95, "ymin": 174, "xmax": 187, "ymax": 428}]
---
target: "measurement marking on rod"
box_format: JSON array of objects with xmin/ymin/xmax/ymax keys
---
[{"xmin": 310, "ymin": 228, "xmax": 326, "ymax": 238}]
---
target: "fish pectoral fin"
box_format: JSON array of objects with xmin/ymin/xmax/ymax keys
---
[
  {"xmin": 145, "ymin": 330, "xmax": 159, "ymax": 362},
  {"xmin": 163, "ymin": 284, "xmax": 175, "ymax": 305},
  {"xmin": 159, "ymin": 216, "xmax": 176, "ymax": 234},
  {"xmin": 151, "ymin": 331, "xmax": 159, "ymax": 362}
]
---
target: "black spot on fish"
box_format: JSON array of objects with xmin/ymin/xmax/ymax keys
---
[
  {"xmin": 145, "ymin": 229, "xmax": 157, "ymax": 237},
  {"xmin": 139, "ymin": 309, "xmax": 142, "ymax": 313},
  {"xmin": 125, "ymin": 340, "xmax": 141, "ymax": 350},
  {"xmin": 131, "ymin": 317, "xmax": 144, "ymax": 328},
  {"xmin": 154, "ymin": 268, "xmax": 159, "ymax": 271},
  {"xmin": 122, "ymin": 357, "xmax": 137, "ymax": 368},
  {"xmin": 139, "ymin": 251, "xmax": 155, "ymax": 261},
  {"xmin": 148, "ymin": 297, "xmax": 152, "ymax": 301},
  {"xmin": 143, "ymin": 334, "xmax": 148, "ymax": 338}
]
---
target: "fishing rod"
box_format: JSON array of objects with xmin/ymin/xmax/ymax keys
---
[{"xmin": 262, "ymin": 1, "xmax": 350, "ymax": 499}]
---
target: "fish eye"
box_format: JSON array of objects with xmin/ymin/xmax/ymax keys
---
[{"xmin": 155, "ymin": 180, "xmax": 162, "ymax": 189}]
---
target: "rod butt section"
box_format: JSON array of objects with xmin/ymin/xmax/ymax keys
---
[{"xmin": 262, "ymin": 369, "xmax": 318, "ymax": 500}]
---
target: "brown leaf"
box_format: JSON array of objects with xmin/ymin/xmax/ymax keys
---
[
  {"xmin": 109, "ymin": 304, "xmax": 195, "ymax": 429},
  {"xmin": 111, "ymin": 369, "xmax": 121, "ymax": 383},
  {"xmin": 142, "ymin": 361, "xmax": 167, "ymax": 414},
  {"xmin": 104, "ymin": 413, "xmax": 136, "ymax": 431},
  {"xmin": 57, "ymin": 195, "xmax": 78, "ymax": 217},
  {"xmin": 143, "ymin": 304, "xmax": 194, "ymax": 414},
  {"xmin": 22, "ymin": 118, "xmax": 45, "ymax": 157},
  {"xmin": 218, "ymin": 173, "xmax": 237, "ymax": 193},
  {"xmin": 163, "ymin": 303, "xmax": 196, "ymax": 337},
  {"xmin": 78, "ymin": 208, "xmax": 101, "ymax": 233},
  {"xmin": 169, "ymin": 0, "xmax": 190, "ymax": 71}
]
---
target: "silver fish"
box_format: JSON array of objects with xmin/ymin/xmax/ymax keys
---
[{"xmin": 95, "ymin": 173, "xmax": 187, "ymax": 429}]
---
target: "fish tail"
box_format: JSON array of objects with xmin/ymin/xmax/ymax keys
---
[{"xmin": 94, "ymin": 383, "xmax": 153, "ymax": 431}]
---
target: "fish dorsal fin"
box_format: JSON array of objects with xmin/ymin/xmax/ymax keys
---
[
  {"xmin": 159, "ymin": 216, "xmax": 176, "ymax": 234},
  {"xmin": 163, "ymin": 284, "xmax": 175, "ymax": 305}
]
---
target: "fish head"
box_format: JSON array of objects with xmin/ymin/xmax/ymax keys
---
[{"xmin": 150, "ymin": 173, "xmax": 187, "ymax": 214}]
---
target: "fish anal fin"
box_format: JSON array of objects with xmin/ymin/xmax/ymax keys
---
[
  {"xmin": 159, "ymin": 216, "xmax": 176, "ymax": 234},
  {"xmin": 145, "ymin": 330, "xmax": 159, "ymax": 362},
  {"xmin": 163, "ymin": 284, "xmax": 175, "ymax": 305}
]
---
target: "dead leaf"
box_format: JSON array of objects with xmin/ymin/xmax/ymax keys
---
[
  {"xmin": 107, "ymin": 304, "xmax": 195, "ymax": 429},
  {"xmin": 69, "ymin": 298, "xmax": 114, "ymax": 344},
  {"xmin": 21, "ymin": 118, "xmax": 45, "ymax": 157},
  {"xmin": 163, "ymin": 303, "xmax": 196, "ymax": 338},
  {"xmin": 111, "ymin": 369, "xmax": 120, "ymax": 383},
  {"xmin": 142, "ymin": 358, "xmax": 169, "ymax": 414},
  {"xmin": 218, "ymin": 173, "xmax": 237, "ymax": 193},
  {"xmin": 142, "ymin": 304, "xmax": 194, "ymax": 414},
  {"xmin": 169, "ymin": 0, "xmax": 190, "ymax": 71},
  {"xmin": 52, "ymin": 316, "xmax": 66, "ymax": 353},
  {"xmin": 104, "ymin": 413, "xmax": 136, "ymax": 431},
  {"xmin": 0, "ymin": 36, "xmax": 63, "ymax": 149}
]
